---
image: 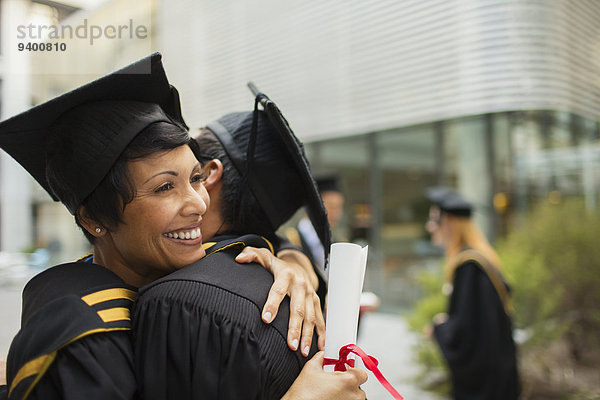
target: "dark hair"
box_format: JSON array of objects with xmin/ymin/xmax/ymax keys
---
[
  {"xmin": 71, "ymin": 121, "xmax": 192, "ymax": 243},
  {"xmin": 194, "ymin": 128, "xmax": 274, "ymax": 239}
]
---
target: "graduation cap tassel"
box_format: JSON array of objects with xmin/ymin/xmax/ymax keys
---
[
  {"xmin": 234, "ymin": 96, "xmax": 261, "ymax": 229},
  {"xmin": 246, "ymin": 96, "xmax": 260, "ymax": 178}
]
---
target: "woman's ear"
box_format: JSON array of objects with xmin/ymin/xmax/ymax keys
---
[
  {"xmin": 202, "ymin": 159, "xmax": 224, "ymax": 191},
  {"xmin": 76, "ymin": 206, "xmax": 106, "ymax": 238}
]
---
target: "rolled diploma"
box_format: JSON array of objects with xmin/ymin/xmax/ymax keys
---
[{"xmin": 323, "ymin": 243, "xmax": 368, "ymax": 371}]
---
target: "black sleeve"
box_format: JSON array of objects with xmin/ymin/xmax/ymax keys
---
[
  {"xmin": 276, "ymin": 235, "xmax": 328, "ymax": 306},
  {"xmin": 433, "ymin": 262, "xmax": 506, "ymax": 381},
  {"xmin": 27, "ymin": 332, "xmax": 137, "ymax": 400},
  {"xmin": 133, "ymin": 294, "xmax": 263, "ymax": 400},
  {"xmin": 275, "ymin": 234, "xmax": 299, "ymax": 252}
]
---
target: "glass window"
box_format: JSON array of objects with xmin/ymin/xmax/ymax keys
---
[
  {"xmin": 305, "ymin": 135, "xmax": 368, "ymax": 243},
  {"xmin": 512, "ymin": 111, "xmax": 600, "ymax": 216},
  {"xmin": 301, "ymin": 110, "xmax": 600, "ymax": 311},
  {"xmin": 375, "ymin": 126, "xmax": 439, "ymax": 308}
]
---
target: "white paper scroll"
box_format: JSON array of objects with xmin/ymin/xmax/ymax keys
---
[{"xmin": 323, "ymin": 242, "xmax": 368, "ymax": 371}]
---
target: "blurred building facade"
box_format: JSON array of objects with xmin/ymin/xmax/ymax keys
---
[
  {"xmin": 0, "ymin": 0, "xmax": 82, "ymax": 255},
  {"xmin": 0, "ymin": 0, "xmax": 156, "ymax": 263},
  {"xmin": 157, "ymin": 0, "xmax": 600, "ymax": 307},
  {"xmin": 1, "ymin": 0, "xmax": 34, "ymax": 255},
  {"xmin": 1, "ymin": 0, "xmax": 599, "ymax": 308}
]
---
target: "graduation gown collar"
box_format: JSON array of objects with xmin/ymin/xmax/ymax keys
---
[
  {"xmin": 201, "ymin": 233, "xmax": 274, "ymax": 255},
  {"xmin": 445, "ymin": 248, "xmax": 513, "ymax": 315}
]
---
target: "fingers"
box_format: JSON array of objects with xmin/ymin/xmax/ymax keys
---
[
  {"xmin": 333, "ymin": 365, "xmax": 368, "ymax": 400},
  {"xmin": 313, "ymin": 294, "xmax": 326, "ymax": 351},
  {"xmin": 237, "ymin": 245, "xmax": 323, "ymax": 356},
  {"xmin": 234, "ymin": 246, "xmax": 256, "ymax": 263},
  {"xmin": 345, "ymin": 366, "xmax": 369, "ymax": 386},
  {"xmin": 287, "ymin": 273, "xmax": 306, "ymax": 351},
  {"xmin": 235, "ymin": 247, "xmax": 283, "ymax": 323},
  {"xmin": 306, "ymin": 352, "xmax": 367, "ymax": 386},
  {"xmin": 305, "ymin": 350, "xmax": 324, "ymax": 369},
  {"xmin": 298, "ymin": 291, "xmax": 325, "ymax": 354},
  {"xmin": 295, "ymin": 284, "xmax": 325, "ymax": 356},
  {"xmin": 299, "ymin": 291, "xmax": 316, "ymax": 356},
  {"xmin": 235, "ymin": 247, "xmax": 272, "ymax": 271},
  {"xmin": 262, "ymin": 271, "xmax": 290, "ymax": 323},
  {"xmin": 343, "ymin": 364, "xmax": 370, "ymax": 400}
]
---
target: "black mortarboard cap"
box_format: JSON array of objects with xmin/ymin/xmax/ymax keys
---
[
  {"xmin": 316, "ymin": 175, "xmax": 341, "ymax": 193},
  {"xmin": 426, "ymin": 187, "xmax": 473, "ymax": 217},
  {"xmin": 207, "ymin": 83, "xmax": 331, "ymax": 266},
  {"xmin": 0, "ymin": 52, "xmax": 187, "ymax": 214}
]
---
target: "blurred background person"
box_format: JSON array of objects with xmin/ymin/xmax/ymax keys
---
[
  {"xmin": 287, "ymin": 175, "xmax": 380, "ymax": 332},
  {"xmin": 424, "ymin": 187, "xmax": 519, "ymax": 400},
  {"xmin": 287, "ymin": 176, "xmax": 344, "ymax": 272}
]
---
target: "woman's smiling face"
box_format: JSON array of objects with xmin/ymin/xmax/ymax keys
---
[{"xmin": 104, "ymin": 144, "xmax": 210, "ymax": 285}]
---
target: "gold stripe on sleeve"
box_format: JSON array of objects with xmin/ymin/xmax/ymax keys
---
[
  {"xmin": 96, "ymin": 307, "xmax": 130, "ymax": 323},
  {"xmin": 206, "ymin": 241, "xmax": 245, "ymax": 256},
  {"xmin": 260, "ymin": 237, "xmax": 274, "ymax": 254},
  {"xmin": 202, "ymin": 242, "xmax": 216, "ymax": 250},
  {"xmin": 10, "ymin": 327, "xmax": 130, "ymax": 399},
  {"xmin": 74, "ymin": 253, "xmax": 94, "ymax": 262},
  {"xmin": 8, "ymin": 353, "xmax": 56, "ymax": 397},
  {"xmin": 81, "ymin": 288, "xmax": 137, "ymax": 306}
]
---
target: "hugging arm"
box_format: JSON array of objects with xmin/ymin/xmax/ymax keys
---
[{"xmin": 236, "ymin": 245, "xmax": 325, "ymax": 356}]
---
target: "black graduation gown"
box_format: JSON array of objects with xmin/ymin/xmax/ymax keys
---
[
  {"xmin": 132, "ymin": 234, "xmax": 318, "ymax": 400},
  {"xmin": 3, "ymin": 262, "xmax": 137, "ymax": 400},
  {"xmin": 433, "ymin": 258, "xmax": 519, "ymax": 400}
]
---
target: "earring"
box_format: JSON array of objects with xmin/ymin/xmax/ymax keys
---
[{"xmin": 95, "ymin": 227, "xmax": 102, "ymax": 234}]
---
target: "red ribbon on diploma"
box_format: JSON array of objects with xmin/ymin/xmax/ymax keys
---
[{"xmin": 324, "ymin": 344, "xmax": 404, "ymax": 399}]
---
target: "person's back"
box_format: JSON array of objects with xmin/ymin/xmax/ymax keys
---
[
  {"xmin": 134, "ymin": 234, "xmax": 317, "ymax": 399},
  {"xmin": 441, "ymin": 256, "xmax": 519, "ymax": 400}
]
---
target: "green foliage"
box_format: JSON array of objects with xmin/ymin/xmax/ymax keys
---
[
  {"xmin": 497, "ymin": 199, "xmax": 600, "ymax": 352},
  {"xmin": 407, "ymin": 269, "xmax": 446, "ymax": 331},
  {"xmin": 21, "ymin": 244, "xmax": 38, "ymax": 254},
  {"xmin": 406, "ymin": 264, "xmax": 450, "ymax": 389},
  {"xmin": 497, "ymin": 198, "xmax": 600, "ymax": 397},
  {"xmin": 568, "ymin": 392, "xmax": 600, "ymax": 400}
]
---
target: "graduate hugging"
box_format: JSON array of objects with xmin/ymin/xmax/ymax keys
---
[{"xmin": 0, "ymin": 53, "xmax": 367, "ymax": 400}]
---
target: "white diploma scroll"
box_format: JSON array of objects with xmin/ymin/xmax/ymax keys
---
[{"xmin": 323, "ymin": 243, "xmax": 368, "ymax": 371}]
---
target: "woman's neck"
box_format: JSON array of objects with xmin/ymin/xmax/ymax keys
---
[{"xmin": 91, "ymin": 245, "xmax": 156, "ymax": 288}]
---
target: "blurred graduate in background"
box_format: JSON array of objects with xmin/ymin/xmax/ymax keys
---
[{"xmin": 424, "ymin": 187, "xmax": 519, "ymax": 400}]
